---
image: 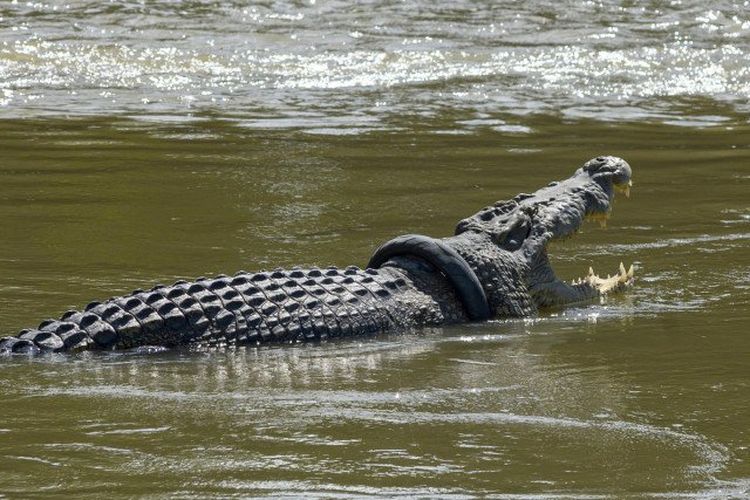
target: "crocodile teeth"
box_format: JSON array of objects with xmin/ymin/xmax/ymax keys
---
[
  {"xmin": 615, "ymin": 180, "xmax": 632, "ymax": 198},
  {"xmin": 573, "ymin": 263, "xmax": 635, "ymax": 292}
]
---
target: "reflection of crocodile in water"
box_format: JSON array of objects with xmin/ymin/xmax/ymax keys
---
[{"xmin": 1, "ymin": 156, "xmax": 634, "ymax": 355}]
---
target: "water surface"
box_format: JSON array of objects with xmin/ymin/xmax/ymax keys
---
[{"xmin": 1, "ymin": 1, "xmax": 749, "ymax": 497}]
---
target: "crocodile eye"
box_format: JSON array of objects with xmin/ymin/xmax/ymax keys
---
[{"xmin": 493, "ymin": 213, "xmax": 531, "ymax": 251}]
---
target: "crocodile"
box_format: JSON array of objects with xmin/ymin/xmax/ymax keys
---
[{"xmin": 0, "ymin": 156, "xmax": 634, "ymax": 355}]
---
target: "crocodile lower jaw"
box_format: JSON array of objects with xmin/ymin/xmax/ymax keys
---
[{"xmin": 570, "ymin": 262, "xmax": 635, "ymax": 296}]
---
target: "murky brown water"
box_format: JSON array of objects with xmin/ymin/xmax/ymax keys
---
[
  {"xmin": 2, "ymin": 1, "xmax": 750, "ymax": 497},
  {"xmin": 1, "ymin": 116, "xmax": 748, "ymax": 498}
]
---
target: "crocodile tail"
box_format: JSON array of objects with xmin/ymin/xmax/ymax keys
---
[
  {"xmin": 0, "ymin": 268, "xmax": 327, "ymax": 354},
  {"xmin": 0, "ymin": 277, "xmax": 230, "ymax": 355},
  {"xmin": 1, "ymin": 328, "xmax": 65, "ymax": 354},
  {"xmin": 1, "ymin": 265, "xmax": 405, "ymax": 355},
  {"xmin": 0, "ymin": 310, "xmax": 125, "ymax": 354}
]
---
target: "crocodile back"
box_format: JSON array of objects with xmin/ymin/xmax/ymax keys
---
[{"xmin": 3, "ymin": 265, "xmax": 442, "ymax": 353}]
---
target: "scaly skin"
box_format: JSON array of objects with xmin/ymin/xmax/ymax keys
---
[{"xmin": 1, "ymin": 156, "xmax": 634, "ymax": 355}]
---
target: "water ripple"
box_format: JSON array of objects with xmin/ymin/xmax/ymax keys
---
[{"xmin": 0, "ymin": 1, "xmax": 748, "ymax": 126}]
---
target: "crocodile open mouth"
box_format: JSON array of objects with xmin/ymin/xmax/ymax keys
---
[
  {"xmin": 572, "ymin": 181, "xmax": 635, "ymax": 295},
  {"xmin": 524, "ymin": 157, "xmax": 636, "ymax": 308}
]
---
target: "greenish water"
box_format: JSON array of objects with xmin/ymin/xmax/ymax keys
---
[
  {"xmin": 2, "ymin": 0, "xmax": 750, "ymax": 497},
  {"xmin": 1, "ymin": 116, "xmax": 748, "ymax": 497}
]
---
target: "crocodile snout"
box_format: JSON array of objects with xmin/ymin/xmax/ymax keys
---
[{"xmin": 583, "ymin": 156, "xmax": 632, "ymax": 186}]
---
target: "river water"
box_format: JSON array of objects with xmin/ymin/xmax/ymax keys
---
[{"xmin": 1, "ymin": 1, "xmax": 749, "ymax": 497}]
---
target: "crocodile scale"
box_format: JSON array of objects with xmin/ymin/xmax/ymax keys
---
[{"xmin": 1, "ymin": 262, "xmax": 466, "ymax": 354}]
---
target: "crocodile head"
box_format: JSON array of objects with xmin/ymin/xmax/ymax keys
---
[{"xmin": 454, "ymin": 156, "xmax": 634, "ymax": 312}]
